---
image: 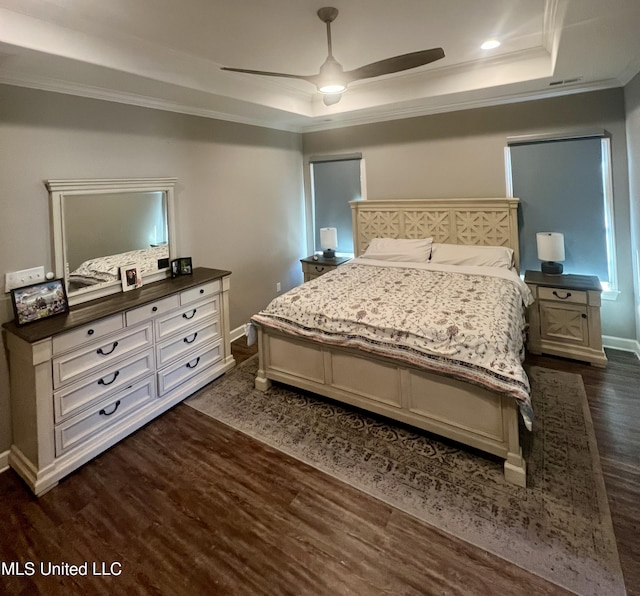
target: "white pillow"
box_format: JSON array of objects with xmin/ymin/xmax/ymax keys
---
[
  {"xmin": 361, "ymin": 237, "xmax": 433, "ymax": 262},
  {"xmin": 430, "ymin": 243, "xmax": 514, "ymax": 269}
]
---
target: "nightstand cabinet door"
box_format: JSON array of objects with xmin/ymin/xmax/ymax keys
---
[{"xmin": 539, "ymin": 301, "xmax": 588, "ymax": 346}]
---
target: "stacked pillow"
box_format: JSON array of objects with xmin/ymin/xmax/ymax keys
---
[
  {"xmin": 360, "ymin": 237, "xmax": 514, "ymax": 269},
  {"xmin": 360, "ymin": 237, "xmax": 433, "ymax": 262}
]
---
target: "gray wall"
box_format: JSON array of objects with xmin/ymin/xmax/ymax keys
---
[
  {"xmin": 303, "ymin": 88, "xmax": 635, "ymax": 342},
  {"xmin": 625, "ymin": 72, "xmax": 640, "ymax": 346},
  {"xmin": 0, "ymin": 84, "xmax": 305, "ymax": 454},
  {"xmin": 1, "ymin": 83, "xmax": 638, "ymax": 459}
]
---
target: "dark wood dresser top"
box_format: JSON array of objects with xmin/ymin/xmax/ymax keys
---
[{"xmin": 3, "ymin": 267, "xmax": 231, "ymax": 343}]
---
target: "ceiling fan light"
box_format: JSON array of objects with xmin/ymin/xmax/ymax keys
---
[
  {"xmin": 319, "ymin": 82, "xmax": 346, "ymax": 93},
  {"xmin": 322, "ymin": 92, "xmax": 342, "ymax": 106}
]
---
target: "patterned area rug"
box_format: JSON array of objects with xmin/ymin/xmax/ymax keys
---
[{"xmin": 186, "ymin": 357, "xmax": 625, "ymax": 596}]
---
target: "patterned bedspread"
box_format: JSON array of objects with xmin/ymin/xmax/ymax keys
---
[
  {"xmin": 69, "ymin": 245, "xmax": 169, "ymax": 286},
  {"xmin": 252, "ymin": 258, "xmax": 535, "ymax": 429}
]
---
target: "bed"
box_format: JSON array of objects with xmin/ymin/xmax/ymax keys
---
[
  {"xmin": 251, "ymin": 198, "xmax": 532, "ymax": 487},
  {"xmin": 68, "ymin": 245, "xmax": 169, "ymax": 289}
]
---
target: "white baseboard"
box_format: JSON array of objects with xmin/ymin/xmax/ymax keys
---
[
  {"xmin": 230, "ymin": 324, "xmax": 246, "ymax": 343},
  {"xmin": 0, "ymin": 449, "xmax": 10, "ymax": 473},
  {"xmin": 602, "ymin": 335, "xmax": 640, "ymax": 359}
]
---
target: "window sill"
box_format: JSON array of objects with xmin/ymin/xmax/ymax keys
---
[{"xmin": 602, "ymin": 288, "xmax": 620, "ymax": 301}]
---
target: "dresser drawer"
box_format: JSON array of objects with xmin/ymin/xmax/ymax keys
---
[
  {"xmin": 52, "ymin": 314, "xmax": 124, "ymax": 355},
  {"xmin": 180, "ymin": 281, "xmax": 220, "ymax": 305},
  {"xmin": 156, "ymin": 318, "xmax": 220, "ymax": 368},
  {"xmin": 157, "ymin": 340, "xmax": 223, "ymax": 396},
  {"xmin": 155, "ymin": 296, "xmax": 219, "ymax": 341},
  {"xmin": 55, "ymin": 376, "xmax": 156, "ymax": 456},
  {"xmin": 54, "ymin": 348, "xmax": 155, "ymax": 423},
  {"xmin": 538, "ymin": 286, "xmax": 587, "ymax": 305},
  {"xmin": 53, "ymin": 323, "xmax": 153, "ymax": 388},
  {"xmin": 125, "ymin": 295, "xmax": 180, "ymax": 327}
]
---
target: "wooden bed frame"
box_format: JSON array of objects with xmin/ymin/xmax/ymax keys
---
[{"xmin": 253, "ymin": 198, "xmax": 527, "ymax": 487}]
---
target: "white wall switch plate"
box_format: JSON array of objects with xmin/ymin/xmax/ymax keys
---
[{"xmin": 5, "ymin": 266, "xmax": 46, "ymax": 293}]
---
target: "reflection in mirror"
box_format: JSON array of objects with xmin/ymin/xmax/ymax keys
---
[{"xmin": 47, "ymin": 178, "xmax": 176, "ymax": 305}]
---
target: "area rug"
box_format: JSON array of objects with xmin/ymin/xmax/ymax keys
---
[{"xmin": 186, "ymin": 357, "xmax": 625, "ymax": 596}]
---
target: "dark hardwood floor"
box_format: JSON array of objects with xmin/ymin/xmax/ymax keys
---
[{"xmin": 0, "ymin": 339, "xmax": 638, "ymax": 595}]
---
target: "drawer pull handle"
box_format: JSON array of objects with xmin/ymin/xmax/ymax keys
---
[
  {"xmin": 87, "ymin": 329, "xmax": 94, "ymax": 336},
  {"xmin": 99, "ymin": 400, "xmax": 121, "ymax": 416},
  {"xmin": 315, "ymin": 266, "xmax": 324, "ymax": 272},
  {"xmin": 183, "ymin": 309, "xmax": 197, "ymax": 320},
  {"xmin": 200, "ymin": 289, "xmax": 205, "ymax": 294},
  {"xmin": 552, "ymin": 291, "xmax": 572, "ymax": 300},
  {"xmin": 152, "ymin": 306, "xmax": 158, "ymax": 312},
  {"xmin": 98, "ymin": 371, "xmax": 120, "ymax": 386},
  {"xmin": 581, "ymin": 313, "xmax": 587, "ymax": 319},
  {"xmin": 183, "ymin": 332, "xmax": 198, "ymax": 344},
  {"xmin": 97, "ymin": 341, "xmax": 119, "ymax": 356},
  {"xmin": 186, "ymin": 357, "xmax": 201, "ymax": 369}
]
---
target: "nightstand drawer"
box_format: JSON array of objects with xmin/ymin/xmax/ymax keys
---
[
  {"xmin": 538, "ymin": 286, "xmax": 587, "ymax": 305},
  {"xmin": 302, "ymin": 262, "xmax": 333, "ymax": 276}
]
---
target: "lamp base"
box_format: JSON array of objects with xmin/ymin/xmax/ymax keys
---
[
  {"xmin": 322, "ymin": 249, "xmax": 336, "ymax": 259},
  {"xmin": 541, "ymin": 261, "xmax": 563, "ymax": 275}
]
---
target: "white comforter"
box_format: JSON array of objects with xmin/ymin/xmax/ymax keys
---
[{"xmin": 252, "ymin": 258, "xmax": 535, "ymax": 429}]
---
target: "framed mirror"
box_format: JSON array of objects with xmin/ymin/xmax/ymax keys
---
[{"xmin": 47, "ymin": 178, "xmax": 177, "ymax": 305}]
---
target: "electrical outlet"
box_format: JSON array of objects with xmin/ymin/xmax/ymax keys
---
[
  {"xmin": 5, "ymin": 266, "xmax": 46, "ymax": 293},
  {"xmin": 276, "ymin": 282, "xmax": 282, "ymax": 293}
]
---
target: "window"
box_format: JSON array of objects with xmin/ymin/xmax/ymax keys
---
[
  {"xmin": 506, "ymin": 133, "xmax": 617, "ymax": 296},
  {"xmin": 310, "ymin": 154, "xmax": 363, "ymax": 255}
]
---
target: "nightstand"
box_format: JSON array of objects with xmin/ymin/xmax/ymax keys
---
[
  {"xmin": 525, "ymin": 270, "xmax": 607, "ymax": 367},
  {"xmin": 300, "ymin": 255, "xmax": 351, "ymax": 282}
]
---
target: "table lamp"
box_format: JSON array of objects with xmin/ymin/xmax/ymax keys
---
[
  {"xmin": 320, "ymin": 227, "xmax": 338, "ymax": 259},
  {"xmin": 536, "ymin": 232, "xmax": 565, "ymax": 275}
]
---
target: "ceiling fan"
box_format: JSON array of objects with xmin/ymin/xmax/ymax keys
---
[{"xmin": 221, "ymin": 7, "xmax": 445, "ymax": 106}]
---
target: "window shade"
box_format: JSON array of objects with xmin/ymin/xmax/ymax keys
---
[
  {"xmin": 509, "ymin": 137, "xmax": 609, "ymax": 281},
  {"xmin": 311, "ymin": 158, "xmax": 362, "ymax": 255}
]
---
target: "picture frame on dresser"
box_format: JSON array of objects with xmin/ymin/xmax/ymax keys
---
[
  {"xmin": 120, "ymin": 264, "xmax": 142, "ymax": 291},
  {"xmin": 10, "ymin": 279, "xmax": 69, "ymax": 326},
  {"xmin": 171, "ymin": 257, "xmax": 193, "ymax": 278}
]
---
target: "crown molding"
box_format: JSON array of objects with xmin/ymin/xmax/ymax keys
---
[
  {"xmin": 300, "ymin": 78, "xmax": 620, "ymax": 133},
  {"xmin": 0, "ymin": 71, "xmax": 308, "ymax": 133},
  {"xmin": 0, "ymin": 68, "xmax": 625, "ymax": 136}
]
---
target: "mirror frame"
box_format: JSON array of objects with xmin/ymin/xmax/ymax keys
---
[{"xmin": 47, "ymin": 177, "xmax": 177, "ymax": 305}]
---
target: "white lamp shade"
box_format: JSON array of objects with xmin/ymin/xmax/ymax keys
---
[
  {"xmin": 536, "ymin": 232, "xmax": 565, "ymax": 262},
  {"xmin": 320, "ymin": 227, "xmax": 338, "ymax": 250}
]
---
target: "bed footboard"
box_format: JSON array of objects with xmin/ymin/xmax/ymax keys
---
[{"xmin": 254, "ymin": 324, "xmax": 526, "ymax": 487}]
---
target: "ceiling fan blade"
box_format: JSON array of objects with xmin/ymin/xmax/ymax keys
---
[
  {"xmin": 344, "ymin": 48, "xmax": 445, "ymax": 83},
  {"xmin": 221, "ymin": 66, "xmax": 316, "ymax": 83}
]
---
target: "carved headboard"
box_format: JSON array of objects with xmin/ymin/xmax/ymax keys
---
[{"xmin": 350, "ymin": 198, "xmax": 520, "ymax": 270}]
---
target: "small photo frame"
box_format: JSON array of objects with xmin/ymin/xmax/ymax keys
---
[
  {"xmin": 120, "ymin": 264, "xmax": 142, "ymax": 291},
  {"xmin": 11, "ymin": 279, "xmax": 69, "ymax": 326},
  {"xmin": 171, "ymin": 257, "xmax": 193, "ymax": 278}
]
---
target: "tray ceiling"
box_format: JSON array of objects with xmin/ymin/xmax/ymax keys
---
[{"xmin": 0, "ymin": 0, "xmax": 639, "ymax": 132}]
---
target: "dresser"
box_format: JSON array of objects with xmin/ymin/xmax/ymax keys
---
[
  {"xmin": 525, "ymin": 270, "xmax": 607, "ymax": 367},
  {"xmin": 300, "ymin": 255, "xmax": 351, "ymax": 281},
  {"xmin": 3, "ymin": 268, "xmax": 235, "ymax": 495}
]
